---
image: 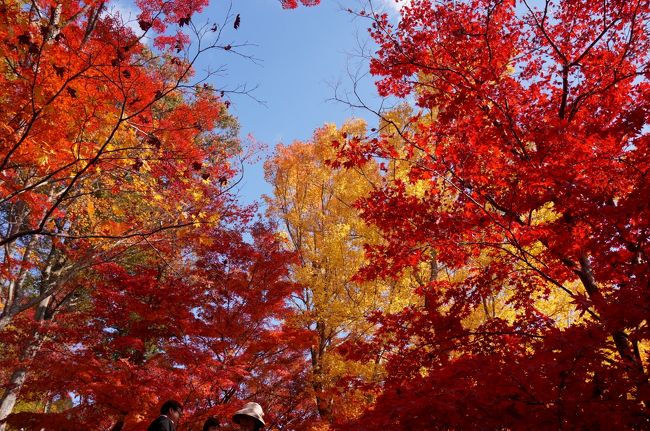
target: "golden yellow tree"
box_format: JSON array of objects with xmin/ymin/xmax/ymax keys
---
[{"xmin": 265, "ymin": 120, "xmax": 419, "ymax": 425}]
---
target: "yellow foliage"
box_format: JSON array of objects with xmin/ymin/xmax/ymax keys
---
[{"xmin": 265, "ymin": 120, "xmax": 419, "ymax": 423}]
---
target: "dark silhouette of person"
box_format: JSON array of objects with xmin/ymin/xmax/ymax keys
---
[
  {"xmin": 203, "ymin": 416, "xmax": 221, "ymax": 431},
  {"xmin": 233, "ymin": 402, "xmax": 264, "ymax": 431},
  {"xmin": 147, "ymin": 400, "xmax": 183, "ymax": 431}
]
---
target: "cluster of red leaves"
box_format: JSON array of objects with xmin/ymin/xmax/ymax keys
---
[
  {"xmin": 1, "ymin": 221, "xmax": 314, "ymax": 430},
  {"xmin": 280, "ymin": 0, "xmax": 321, "ymax": 10},
  {"xmin": 334, "ymin": 0, "xmax": 650, "ymax": 429}
]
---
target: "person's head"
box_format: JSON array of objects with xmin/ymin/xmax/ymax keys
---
[
  {"xmin": 236, "ymin": 415, "xmax": 261, "ymax": 431},
  {"xmin": 202, "ymin": 416, "xmax": 220, "ymax": 431},
  {"xmin": 160, "ymin": 399, "xmax": 183, "ymax": 423},
  {"xmin": 232, "ymin": 402, "xmax": 265, "ymax": 431}
]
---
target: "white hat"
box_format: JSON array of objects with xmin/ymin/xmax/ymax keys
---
[{"xmin": 232, "ymin": 402, "xmax": 265, "ymax": 428}]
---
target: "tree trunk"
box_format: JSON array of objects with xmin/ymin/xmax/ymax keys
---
[
  {"xmin": 310, "ymin": 321, "xmax": 333, "ymax": 421},
  {"xmin": 109, "ymin": 416, "xmax": 126, "ymax": 431},
  {"xmin": 0, "ymin": 296, "xmax": 51, "ymax": 430},
  {"xmin": 0, "ymin": 246, "xmax": 61, "ymax": 332},
  {"xmin": 576, "ymin": 254, "xmax": 649, "ymax": 409},
  {"xmin": 0, "ymin": 369, "xmax": 28, "ymax": 431}
]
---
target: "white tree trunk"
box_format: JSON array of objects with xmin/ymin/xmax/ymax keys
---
[{"xmin": 0, "ymin": 296, "xmax": 51, "ymax": 430}]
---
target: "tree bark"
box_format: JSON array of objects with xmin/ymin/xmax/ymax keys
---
[
  {"xmin": 0, "ymin": 295, "xmax": 51, "ymax": 431},
  {"xmin": 311, "ymin": 320, "xmax": 333, "ymax": 421},
  {"xmin": 576, "ymin": 254, "xmax": 649, "ymax": 409}
]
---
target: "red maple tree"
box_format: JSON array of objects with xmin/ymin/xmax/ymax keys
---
[
  {"xmin": 334, "ymin": 0, "xmax": 650, "ymax": 429},
  {"xmin": 1, "ymin": 219, "xmax": 312, "ymax": 430}
]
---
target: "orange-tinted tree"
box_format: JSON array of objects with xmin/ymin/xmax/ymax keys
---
[
  {"xmin": 0, "ymin": 0, "xmax": 240, "ymax": 424},
  {"xmin": 0, "ymin": 0, "xmax": 312, "ymax": 429},
  {"xmin": 0, "ymin": 0, "xmax": 235, "ymax": 329},
  {"xmin": 334, "ymin": 0, "xmax": 650, "ymax": 429}
]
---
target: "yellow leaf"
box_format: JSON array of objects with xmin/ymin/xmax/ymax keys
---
[
  {"xmin": 112, "ymin": 204, "xmax": 125, "ymax": 217},
  {"xmin": 87, "ymin": 200, "xmax": 95, "ymax": 223},
  {"xmin": 199, "ymin": 236, "xmax": 214, "ymax": 246}
]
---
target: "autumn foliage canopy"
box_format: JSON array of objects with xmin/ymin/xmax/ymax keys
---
[
  {"xmin": 330, "ymin": 0, "xmax": 650, "ymax": 429},
  {"xmin": 1, "ymin": 0, "xmax": 649, "ymax": 430}
]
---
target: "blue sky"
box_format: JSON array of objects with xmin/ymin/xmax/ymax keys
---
[
  {"xmin": 194, "ymin": 1, "xmax": 394, "ymax": 206},
  {"xmin": 109, "ymin": 1, "xmax": 403, "ymax": 206}
]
